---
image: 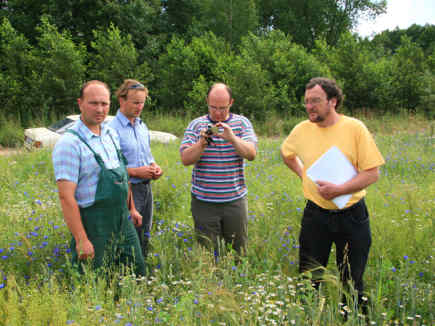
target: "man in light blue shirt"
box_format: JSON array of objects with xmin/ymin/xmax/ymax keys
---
[{"xmin": 109, "ymin": 79, "xmax": 163, "ymax": 258}]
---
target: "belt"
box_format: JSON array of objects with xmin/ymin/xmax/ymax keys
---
[
  {"xmin": 306, "ymin": 199, "xmax": 363, "ymax": 214},
  {"xmin": 133, "ymin": 179, "xmax": 150, "ymax": 185}
]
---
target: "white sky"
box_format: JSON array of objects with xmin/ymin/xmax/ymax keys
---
[{"xmin": 356, "ymin": 0, "xmax": 435, "ymax": 38}]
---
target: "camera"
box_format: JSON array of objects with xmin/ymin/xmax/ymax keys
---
[{"xmin": 205, "ymin": 124, "xmax": 218, "ymax": 145}]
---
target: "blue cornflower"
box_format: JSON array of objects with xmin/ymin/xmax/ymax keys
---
[
  {"xmin": 392, "ymin": 267, "xmax": 397, "ymax": 272},
  {"xmin": 403, "ymin": 255, "xmax": 408, "ymax": 260},
  {"xmin": 193, "ymin": 299, "xmax": 199, "ymax": 304},
  {"xmin": 95, "ymin": 305, "xmax": 102, "ymax": 311},
  {"xmin": 1, "ymin": 256, "xmax": 8, "ymax": 260},
  {"xmin": 147, "ymin": 306, "xmax": 153, "ymax": 311},
  {"xmin": 0, "ymin": 284, "xmax": 5, "ymax": 289}
]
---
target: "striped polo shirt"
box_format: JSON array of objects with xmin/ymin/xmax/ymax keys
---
[{"xmin": 180, "ymin": 114, "xmax": 257, "ymax": 203}]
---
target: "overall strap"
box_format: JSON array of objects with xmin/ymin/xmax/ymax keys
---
[
  {"xmin": 107, "ymin": 131, "xmax": 128, "ymax": 166},
  {"xmin": 66, "ymin": 129, "xmax": 104, "ymax": 167}
]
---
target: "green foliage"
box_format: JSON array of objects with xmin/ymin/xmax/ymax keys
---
[
  {"xmin": 232, "ymin": 31, "xmax": 330, "ymax": 118},
  {"xmin": 315, "ymin": 33, "xmax": 396, "ymax": 113},
  {"xmin": 156, "ymin": 32, "xmax": 228, "ymax": 113},
  {"xmin": 0, "ymin": 118, "xmax": 23, "ymax": 148},
  {"xmin": 88, "ymin": 23, "xmax": 153, "ymax": 110},
  {"xmin": 418, "ymin": 71, "xmax": 435, "ymax": 119},
  {"xmin": 0, "ymin": 2, "xmax": 433, "ymax": 125},
  {"xmin": 30, "ymin": 16, "xmax": 87, "ymax": 120},
  {"xmin": 256, "ymin": 0, "xmax": 386, "ymax": 48},
  {"xmin": 391, "ymin": 36, "xmax": 427, "ymax": 112},
  {"xmin": 0, "ymin": 18, "xmax": 34, "ymax": 125}
]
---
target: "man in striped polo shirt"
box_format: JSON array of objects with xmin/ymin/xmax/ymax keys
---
[{"xmin": 180, "ymin": 83, "xmax": 257, "ymax": 257}]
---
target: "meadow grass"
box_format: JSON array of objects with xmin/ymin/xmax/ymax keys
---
[{"xmin": 0, "ymin": 115, "xmax": 433, "ymax": 325}]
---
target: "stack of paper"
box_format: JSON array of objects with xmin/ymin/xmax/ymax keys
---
[{"xmin": 306, "ymin": 146, "xmax": 357, "ymax": 209}]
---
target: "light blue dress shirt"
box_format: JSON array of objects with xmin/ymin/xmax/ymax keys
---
[
  {"xmin": 52, "ymin": 119, "xmax": 121, "ymax": 208},
  {"xmin": 109, "ymin": 110, "xmax": 155, "ymax": 184}
]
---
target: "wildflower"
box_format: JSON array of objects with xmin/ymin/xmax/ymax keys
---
[
  {"xmin": 1, "ymin": 256, "xmax": 8, "ymax": 260},
  {"xmin": 0, "ymin": 284, "xmax": 5, "ymax": 289},
  {"xmin": 391, "ymin": 267, "xmax": 396, "ymax": 272},
  {"xmin": 95, "ymin": 305, "xmax": 102, "ymax": 311},
  {"xmin": 194, "ymin": 299, "xmax": 199, "ymax": 304},
  {"xmin": 403, "ymin": 255, "xmax": 408, "ymax": 260}
]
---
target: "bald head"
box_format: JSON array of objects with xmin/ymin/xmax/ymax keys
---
[{"xmin": 207, "ymin": 83, "xmax": 232, "ymax": 101}]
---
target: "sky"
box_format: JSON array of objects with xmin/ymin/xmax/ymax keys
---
[{"xmin": 356, "ymin": 0, "xmax": 435, "ymax": 38}]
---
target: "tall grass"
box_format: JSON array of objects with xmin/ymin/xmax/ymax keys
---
[{"xmin": 0, "ymin": 115, "xmax": 433, "ymax": 325}]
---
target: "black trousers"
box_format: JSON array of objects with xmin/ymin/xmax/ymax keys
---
[
  {"xmin": 131, "ymin": 181, "xmax": 153, "ymax": 258},
  {"xmin": 299, "ymin": 199, "xmax": 371, "ymax": 295}
]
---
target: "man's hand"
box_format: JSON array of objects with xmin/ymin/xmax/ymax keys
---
[
  {"xmin": 130, "ymin": 208, "xmax": 143, "ymax": 227},
  {"xmin": 215, "ymin": 122, "xmax": 235, "ymax": 142},
  {"xmin": 151, "ymin": 163, "xmax": 163, "ymax": 180},
  {"xmin": 77, "ymin": 238, "xmax": 95, "ymax": 260},
  {"xmin": 316, "ymin": 180, "xmax": 342, "ymax": 200},
  {"xmin": 129, "ymin": 165, "xmax": 156, "ymax": 179}
]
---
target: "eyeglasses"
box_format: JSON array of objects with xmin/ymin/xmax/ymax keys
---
[
  {"xmin": 208, "ymin": 105, "xmax": 230, "ymax": 112},
  {"xmin": 128, "ymin": 83, "xmax": 145, "ymax": 90},
  {"xmin": 304, "ymin": 97, "xmax": 328, "ymax": 105}
]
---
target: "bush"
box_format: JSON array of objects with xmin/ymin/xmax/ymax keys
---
[{"xmin": 0, "ymin": 118, "xmax": 23, "ymax": 148}]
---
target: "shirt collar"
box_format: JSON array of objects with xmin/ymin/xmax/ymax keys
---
[
  {"xmin": 116, "ymin": 109, "xmax": 141, "ymax": 127},
  {"xmin": 76, "ymin": 118, "xmax": 110, "ymax": 141},
  {"xmin": 207, "ymin": 113, "xmax": 232, "ymax": 124}
]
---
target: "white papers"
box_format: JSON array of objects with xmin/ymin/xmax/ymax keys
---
[{"xmin": 306, "ymin": 146, "xmax": 357, "ymax": 209}]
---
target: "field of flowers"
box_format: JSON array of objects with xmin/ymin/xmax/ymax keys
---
[{"xmin": 0, "ymin": 121, "xmax": 433, "ymax": 325}]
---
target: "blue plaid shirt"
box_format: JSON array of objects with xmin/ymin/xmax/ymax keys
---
[
  {"xmin": 52, "ymin": 119, "xmax": 121, "ymax": 208},
  {"xmin": 109, "ymin": 110, "xmax": 155, "ymax": 184}
]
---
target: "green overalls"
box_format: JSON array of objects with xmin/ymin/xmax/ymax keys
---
[{"xmin": 67, "ymin": 130, "xmax": 145, "ymax": 276}]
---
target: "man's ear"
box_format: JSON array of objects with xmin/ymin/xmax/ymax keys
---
[
  {"xmin": 77, "ymin": 98, "xmax": 83, "ymax": 113},
  {"xmin": 330, "ymin": 97, "xmax": 337, "ymax": 109}
]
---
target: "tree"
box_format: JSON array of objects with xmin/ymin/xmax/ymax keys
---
[
  {"xmin": 391, "ymin": 36, "xmax": 427, "ymax": 113},
  {"xmin": 0, "ymin": 18, "xmax": 34, "ymax": 124},
  {"xmin": 30, "ymin": 16, "xmax": 87, "ymax": 119},
  {"xmin": 88, "ymin": 23, "xmax": 153, "ymax": 111},
  {"xmin": 256, "ymin": 0, "xmax": 386, "ymax": 48}
]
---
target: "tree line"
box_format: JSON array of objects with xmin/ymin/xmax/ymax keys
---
[{"xmin": 0, "ymin": 0, "xmax": 434, "ymax": 127}]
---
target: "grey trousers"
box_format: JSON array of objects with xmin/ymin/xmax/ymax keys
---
[
  {"xmin": 191, "ymin": 194, "xmax": 248, "ymax": 256},
  {"xmin": 131, "ymin": 181, "xmax": 153, "ymax": 258}
]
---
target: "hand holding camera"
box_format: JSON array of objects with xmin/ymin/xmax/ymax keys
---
[{"xmin": 204, "ymin": 124, "xmax": 219, "ymax": 146}]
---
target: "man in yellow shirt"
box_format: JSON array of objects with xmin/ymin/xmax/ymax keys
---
[{"xmin": 281, "ymin": 77, "xmax": 384, "ymax": 312}]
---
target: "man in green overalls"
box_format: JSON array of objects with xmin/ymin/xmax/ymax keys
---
[{"xmin": 52, "ymin": 80, "xmax": 145, "ymax": 276}]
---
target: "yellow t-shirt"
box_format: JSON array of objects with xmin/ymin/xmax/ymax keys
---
[{"xmin": 281, "ymin": 115, "xmax": 385, "ymax": 209}]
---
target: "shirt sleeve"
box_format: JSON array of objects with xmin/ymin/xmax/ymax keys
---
[
  {"xmin": 240, "ymin": 117, "xmax": 258, "ymax": 145},
  {"xmin": 355, "ymin": 122, "xmax": 385, "ymax": 171},
  {"xmin": 52, "ymin": 136, "xmax": 80, "ymax": 184},
  {"xmin": 180, "ymin": 120, "xmax": 200, "ymax": 152},
  {"xmin": 281, "ymin": 130, "xmax": 298, "ymax": 159}
]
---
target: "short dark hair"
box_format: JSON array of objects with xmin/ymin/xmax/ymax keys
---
[
  {"xmin": 79, "ymin": 80, "xmax": 110, "ymax": 99},
  {"xmin": 306, "ymin": 77, "xmax": 343, "ymax": 109},
  {"xmin": 207, "ymin": 82, "xmax": 232, "ymax": 100}
]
